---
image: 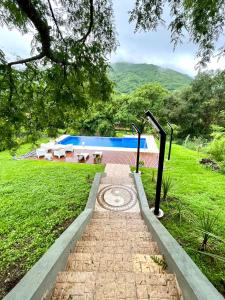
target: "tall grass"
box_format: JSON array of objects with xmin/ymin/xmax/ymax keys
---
[
  {"xmin": 162, "ymin": 175, "xmax": 173, "ymax": 200},
  {"xmin": 198, "ymin": 212, "xmax": 218, "ymax": 251}
]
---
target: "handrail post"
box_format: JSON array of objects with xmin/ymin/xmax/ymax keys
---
[
  {"xmin": 155, "ymin": 130, "xmax": 166, "ymax": 215},
  {"xmin": 167, "ymin": 122, "xmax": 173, "ymax": 160},
  {"xmin": 131, "ymin": 123, "xmax": 141, "ymax": 174},
  {"xmin": 145, "ymin": 111, "xmax": 166, "ymax": 218}
]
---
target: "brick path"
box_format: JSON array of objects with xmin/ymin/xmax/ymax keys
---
[{"xmin": 51, "ymin": 164, "xmax": 182, "ymax": 299}]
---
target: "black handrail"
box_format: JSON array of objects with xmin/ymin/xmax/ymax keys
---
[
  {"xmin": 145, "ymin": 111, "xmax": 166, "ymax": 217},
  {"xmin": 167, "ymin": 122, "xmax": 173, "ymax": 160},
  {"xmin": 131, "ymin": 123, "xmax": 141, "ymax": 174}
]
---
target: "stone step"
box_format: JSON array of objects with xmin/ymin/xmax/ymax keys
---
[
  {"xmin": 81, "ymin": 230, "xmax": 153, "ymax": 242},
  {"xmin": 85, "ymin": 223, "xmax": 148, "ymax": 232},
  {"xmin": 51, "ymin": 271, "xmax": 181, "ymax": 300},
  {"xmin": 104, "ymin": 163, "xmax": 131, "ymax": 178},
  {"xmin": 101, "ymin": 176, "xmax": 134, "ymax": 185},
  {"xmin": 74, "ymin": 240, "xmax": 160, "ymax": 255},
  {"xmin": 66, "ymin": 253, "xmax": 165, "ymax": 273},
  {"xmin": 90, "ymin": 218, "xmax": 146, "ymax": 226},
  {"xmin": 92, "ymin": 211, "xmax": 142, "ymax": 220}
]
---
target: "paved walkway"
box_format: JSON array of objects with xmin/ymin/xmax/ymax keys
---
[{"xmin": 51, "ymin": 164, "xmax": 182, "ymax": 299}]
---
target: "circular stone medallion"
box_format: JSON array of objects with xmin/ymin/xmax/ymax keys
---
[{"xmin": 97, "ymin": 185, "xmax": 137, "ymax": 211}]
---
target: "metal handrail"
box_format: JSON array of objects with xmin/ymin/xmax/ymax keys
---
[
  {"xmin": 131, "ymin": 123, "xmax": 141, "ymax": 174},
  {"xmin": 145, "ymin": 110, "xmax": 166, "ymax": 217},
  {"xmin": 167, "ymin": 122, "xmax": 173, "ymax": 160}
]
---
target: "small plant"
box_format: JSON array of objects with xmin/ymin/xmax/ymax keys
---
[
  {"xmin": 183, "ymin": 134, "xmax": 190, "ymax": 147},
  {"xmin": 139, "ymin": 160, "xmax": 145, "ymax": 167},
  {"xmin": 167, "ymin": 198, "xmax": 192, "ymax": 225},
  {"xmin": 94, "ymin": 156, "xmax": 102, "ymax": 164},
  {"xmin": 198, "ymin": 212, "xmax": 218, "ymax": 251},
  {"xmin": 86, "ymin": 174, "xmax": 92, "ymax": 184},
  {"xmin": 162, "ymin": 175, "xmax": 173, "ymax": 200},
  {"xmin": 219, "ymin": 161, "xmax": 225, "ymax": 174},
  {"xmin": 174, "ymin": 198, "xmax": 188, "ymax": 225},
  {"xmin": 188, "ymin": 248, "xmax": 225, "ymax": 263},
  {"xmin": 151, "ymin": 255, "xmax": 167, "ymax": 270},
  {"xmin": 151, "ymin": 169, "xmax": 156, "ymax": 182}
]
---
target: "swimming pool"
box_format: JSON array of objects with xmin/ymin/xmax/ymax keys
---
[{"xmin": 58, "ymin": 136, "xmax": 148, "ymax": 149}]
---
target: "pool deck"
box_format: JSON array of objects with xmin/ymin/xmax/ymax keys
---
[
  {"xmin": 35, "ymin": 149, "xmax": 159, "ymax": 168},
  {"xmin": 32, "ymin": 135, "xmax": 159, "ymax": 168}
]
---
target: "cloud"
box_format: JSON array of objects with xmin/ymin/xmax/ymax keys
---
[
  {"xmin": 110, "ymin": 0, "xmax": 225, "ymax": 76},
  {"xmin": 0, "ymin": 0, "xmax": 224, "ymax": 76}
]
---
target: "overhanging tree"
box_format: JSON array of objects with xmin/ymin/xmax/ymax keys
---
[
  {"xmin": 0, "ymin": 0, "xmax": 225, "ymax": 149},
  {"xmin": 0, "ymin": 0, "xmax": 116, "ymax": 149}
]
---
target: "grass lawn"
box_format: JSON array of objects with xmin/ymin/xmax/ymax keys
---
[
  {"xmin": 0, "ymin": 146, "xmax": 104, "ymax": 298},
  {"xmin": 140, "ymin": 143, "xmax": 225, "ymax": 296}
]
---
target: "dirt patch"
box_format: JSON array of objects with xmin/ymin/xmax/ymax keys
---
[
  {"xmin": 52, "ymin": 216, "xmax": 78, "ymax": 237},
  {"xmin": 199, "ymin": 158, "xmax": 220, "ymax": 171},
  {"xmin": 0, "ymin": 262, "xmax": 25, "ymax": 299}
]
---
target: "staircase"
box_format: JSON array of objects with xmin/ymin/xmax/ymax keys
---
[
  {"xmin": 51, "ymin": 212, "xmax": 181, "ymax": 299},
  {"xmin": 51, "ymin": 164, "xmax": 182, "ymax": 299}
]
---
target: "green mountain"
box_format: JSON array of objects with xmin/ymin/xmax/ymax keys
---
[{"xmin": 109, "ymin": 62, "xmax": 193, "ymax": 93}]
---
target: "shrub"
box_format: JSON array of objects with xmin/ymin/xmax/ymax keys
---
[
  {"xmin": 207, "ymin": 125, "xmax": 225, "ymax": 162},
  {"xmin": 183, "ymin": 135, "xmax": 208, "ymax": 151},
  {"xmin": 139, "ymin": 160, "xmax": 145, "ymax": 167},
  {"xmin": 97, "ymin": 120, "xmax": 115, "ymax": 136},
  {"xmin": 207, "ymin": 138, "xmax": 225, "ymax": 162},
  {"xmin": 198, "ymin": 212, "xmax": 218, "ymax": 251},
  {"xmin": 151, "ymin": 169, "xmax": 156, "ymax": 182},
  {"xmin": 219, "ymin": 161, "xmax": 225, "ymax": 174},
  {"xmin": 162, "ymin": 175, "xmax": 173, "ymax": 200}
]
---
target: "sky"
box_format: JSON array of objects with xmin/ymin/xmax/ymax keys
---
[
  {"xmin": 0, "ymin": 0, "xmax": 225, "ymax": 77},
  {"xmin": 110, "ymin": 0, "xmax": 225, "ymax": 76}
]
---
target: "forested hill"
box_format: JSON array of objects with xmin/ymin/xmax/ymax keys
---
[{"xmin": 109, "ymin": 62, "xmax": 193, "ymax": 93}]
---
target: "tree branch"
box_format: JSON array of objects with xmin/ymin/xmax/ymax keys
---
[
  {"xmin": 15, "ymin": 0, "xmax": 51, "ymax": 54},
  {"xmin": 6, "ymin": 0, "xmax": 66, "ymax": 66},
  {"xmin": 77, "ymin": 0, "xmax": 94, "ymax": 43},
  {"xmin": 47, "ymin": 0, "xmax": 65, "ymax": 43},
  {"xmin": 5, "ymin": 0, "xmax": 94, "ymax": 67},
  {"xmin": 8, "ymin": 53, "xmax": 45, "ymax": 66}
]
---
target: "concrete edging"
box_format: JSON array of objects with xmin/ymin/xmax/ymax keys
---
[
  {"xmin": 4, "ymin": 172, "xmax": 103, "ymax": 300},
  {"xmin": 133, "ymin": 173, "xmax": 224, "ymax": 300},
  {"xmin": 85, "ymin": 172, "xmax": 102, "ymax": 209}
]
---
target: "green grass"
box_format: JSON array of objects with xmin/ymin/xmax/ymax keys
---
[
  {"xmin": 140, "ymin": 144, "xmax": 225, "ymax": 295},
  {"xmin": 0, "ymin": 147, "xmax": 104, "ymax": 298}
]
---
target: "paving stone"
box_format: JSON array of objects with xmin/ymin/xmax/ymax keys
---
[
  {"xmin": 74, "ymin": 240, "xmax": 160, "ymax": 255},
  {"xmin": 52, "ymin": 272, "xmax": 181, "ymax": 300},
  {"xmin": 51, "ymin": 183, "xmax": 182, "ymax": 300},
  {"xmin": 92, "ymin": 211, "xmax": 142, "ymax": 220},
  {"xmin": 86, "ymin": 223, "xmax": 148, "ymax": 232}
]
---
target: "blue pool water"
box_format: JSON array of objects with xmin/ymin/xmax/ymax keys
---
[{"xmin": 58, "ymin": 136, "xmax": 148, "ymax": 149}]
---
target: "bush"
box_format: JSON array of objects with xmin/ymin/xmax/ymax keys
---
[
  {"xmin": 162, "ymin": 175, "xmax": 173, "ymax": 200},
  {"xmin": 97, "ymin": 120, "xmax": 115, "ymax": 136},
  {"xmin": 207, "ymin": 125, "xmax": 225, "ymax": 162},
  {"xmin": 139, "ymin": 160, "xmax": 145, "ymax": 167},
  {"xmin": 207, "ymin": 137, "xmax": 225, "ymax": 162},
  {"xmin": 198, "ymin": 212, "xmax": 218, "ymax": 251},
  {"xmin": 219, "ymin": 161, "xmax": 225, "ymax": 174},
  {"xmin": 183, "ymin": 135, "xmax": 208, "ymax": 151}
]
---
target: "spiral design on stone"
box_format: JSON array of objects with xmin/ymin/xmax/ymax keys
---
[{"xmin": 97, "ymin": 185, "xmax": 137, "ymax": 211}]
